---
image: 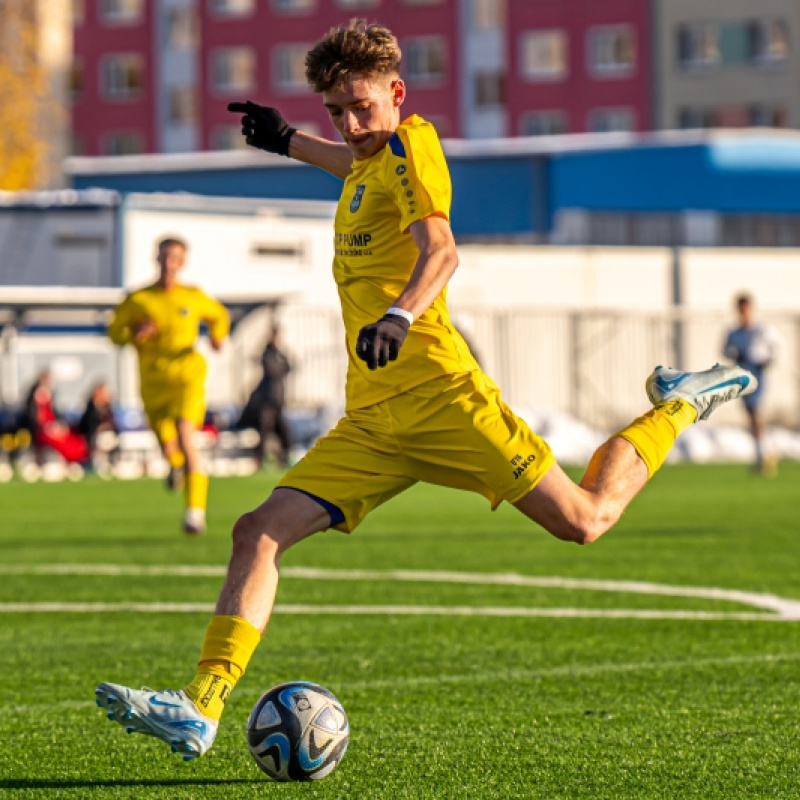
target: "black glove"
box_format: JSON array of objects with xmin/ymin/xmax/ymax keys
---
[
  {"xmin": 356, "ymin": 313, "xmax": 411, "ymax": 370},
  {"xmin": 227, "ymin": 101, "xmax": 296, "ymax": 156}
]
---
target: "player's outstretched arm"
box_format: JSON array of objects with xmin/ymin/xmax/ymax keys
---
[
  {"xmin": 228, "ymin": 101, "xmax": 352, "ymax": 180},
  {"xmin": 201, "ymin": 294, "xmax": 230, "ymax": 351},
  {"xmin": 107, "ymin": 298, "xmax": 135, "ymax": 346},
  {"xmin": 356, "ymin": 215, "xmax": 459, "ymax": 370}
]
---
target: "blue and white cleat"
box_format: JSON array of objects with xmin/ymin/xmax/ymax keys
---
[
  {"xmin": 646, "ymin": 363, "xmax": 757, "ymax": 421},
  {"xmin": 95, "ymin": 682, "xmax": 217, "ymax": 761}
]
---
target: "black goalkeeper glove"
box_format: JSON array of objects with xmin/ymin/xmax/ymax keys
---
[
  {"xmin": 227, "ymin": 101, "xmax": 296, "ymax": 156},
  {"xmin": 356, "ymin": 313, "xmax": 411, "ymax": 370}
]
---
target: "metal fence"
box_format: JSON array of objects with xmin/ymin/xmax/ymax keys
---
[
  {"xmin": 278, "ymin": 305, "xmax": 800, "ymax": 432},
  {"xmin": 2, "ymin": 305, "xmax": 798, "ymax": 433}
]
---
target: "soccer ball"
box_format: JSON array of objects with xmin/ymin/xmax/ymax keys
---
[{"xmin": 246, "ymin": 681, "xmax": 350, "ymax": 781}]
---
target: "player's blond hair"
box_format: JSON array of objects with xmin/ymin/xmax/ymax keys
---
[{"xmin": 305, "ymin": 19, "xmax": 401, "ymax": 93}]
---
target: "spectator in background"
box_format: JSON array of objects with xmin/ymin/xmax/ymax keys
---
[
  {"xmin": 723, "ymin": 294, "xmax": 784, "ymax": 476},
  {"xmin": 239, "ymin": 327, "xmax": 292, "ymax": 468},
  {"xmin": 22, "ymin": 369, "xmax": 88, "ymax": 465},
  {"xmin": 78, "ymin": 382, "xmax": 118, "ymax": 466}
]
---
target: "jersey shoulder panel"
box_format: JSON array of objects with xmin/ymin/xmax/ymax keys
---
[{"xmin": 382, "ymin": 115, "xmax": 452, "ymax": 233}]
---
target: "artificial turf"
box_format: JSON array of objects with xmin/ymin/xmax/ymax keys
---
[{"xmin": 1, "ymin": 463, "xmax": 800, "ymax": 798}]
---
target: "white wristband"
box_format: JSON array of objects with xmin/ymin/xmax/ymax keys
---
[{"xmin": 386, "ymin": 307, "xmax": 414, "ymax": 325}]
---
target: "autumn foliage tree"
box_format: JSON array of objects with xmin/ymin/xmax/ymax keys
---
[{"xmin": 0, "ymin": 0, "xmax": 63, "ymax": 190}]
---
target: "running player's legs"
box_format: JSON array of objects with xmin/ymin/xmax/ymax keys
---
[
  {"xmin": 144, "ymin": 396, "xmax": 182, "ymax": 470},
  {"xmin": 742, "ymin": 369, "xmax": 772, "ymax": 472},
  {"xmin": 174, "ymin": 380, "xmax": 209, "ymax": 532}
]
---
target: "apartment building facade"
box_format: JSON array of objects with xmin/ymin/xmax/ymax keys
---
[
  {"xmin": 71, "ymin": 0, "xmax": 800, "ymax": 156},
  {"xmin": 652, "ymin": 0, "xmax": 800, "ymax": 131}
]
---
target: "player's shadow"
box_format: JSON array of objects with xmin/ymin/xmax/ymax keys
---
[{"xmin": 0, "ymin": 778, "xmax": 260, "ymax": 790}]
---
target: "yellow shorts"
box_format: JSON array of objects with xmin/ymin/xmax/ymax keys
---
[
  {"xmin": 142, "ymin": 381, "xmax": 206, "ymax": 445},
  {"xmin": 278, "ymin": 371, "xmax": 556, "ymax": 532}
]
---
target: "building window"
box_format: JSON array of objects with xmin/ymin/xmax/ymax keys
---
[
  {"xmin": 678, "ymin": 107, "xmax": 717, "ymax": 129},
  {"xmin": 750, "ymin": 104, "xmax": 788, "ymax": 127},
  {"xmin": 404, "ymin": 37, "xmax": 447, "ymax": 85},
  {"xmin": 679, "ymin": 19, "xmax": 790, "ymax": 69},
  {"xmin": 336, "ymin": 0, "xmax": 380, "ymax": 7},
  {"xmin": 520, "ymin": 30, "xmax": 568, "ymax": 81},
  {"xmin": 69, "ymin": 59, "xmax": 84, "ymax": 103},
  {"xmin": 271, "ymin": 0, "xmax": 316, "ymax": 12},
  {"xmin": 678, "ymin": 22, "xmax": 720, "ymax": 68},
  {"xmin": 588, "ymin": 25, "xmax": 635, "ymax": 78},
  {"xmin": 588, "ymin": 107, "xmax": 635, "ymax": 133},
  {"xmin": 211, "ymin": 126, "xmax": 248, "ymax": 150},
  {"xmin": 210, "ymin": 47, "xmax": 255, "ymax": 93},
  {"xmin": 209, "ymin": 0, "xmax": 254, "ymax": 15},
  {"xmin": 273, "ymin": 44, "xmax": 310, "ymax": 91},
  {"xmin": 520, "ymin": 110, "xmax": 567, "ymax": 136},
  {"xmin": 101, "ymin": 54, "xmax": 145, "ymax": 100},
  {"xmin": 472, "ymin": 0, "xmax": 505, "ymax": 31},
  {"xmin": 99, "ymin": 0, "xmax": 144, "ymax": 24},
  {"xmin": 166, "ymin": 9, "xmax": 198, "ymax": 50},
  {"xmin": 752, "ymin": 20, "xmax": 790, "ymax": 64},
  {"xmin": 474, "ymin": 71, "xmax": 505, "ymax": 108},
  {"xmin": 168, "ymin": 87, "xmax": 197, "ymax": 125},
  {"xmin": 101, "ymin": 131, "xmax": 144, "ymax": 155}
]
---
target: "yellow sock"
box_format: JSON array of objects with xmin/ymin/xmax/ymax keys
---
[
  {"xmin": 186, "ymin": 471, "xmax": 209, "ymax": 512},
  {"xmin": 615, "ymin": 399, "xmax": 697, "ymax": 478},
  {"xmin": 167, "ymin": 449, "xmax": 185, "ymax": 470},
  {"xmin": 184, "ymin": 615, "xmax": 261, "ymax": 720}
]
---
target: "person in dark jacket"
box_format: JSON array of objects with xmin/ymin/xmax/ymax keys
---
[
  {"xmin": 78, "ymin": 382, "xmax": 118, "ymax": 464},
  {"xmin": 238, "ymin": 327, "xmax": 291, "ymax": 467}
]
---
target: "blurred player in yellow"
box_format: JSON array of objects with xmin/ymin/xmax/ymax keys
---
[
  {"xmin": 107, "ymin": 237, "xmax": 229, "ymax": 534},
  {"xmin": 95, "ymin": 20, "xmax": 756, "ymax": 760}
]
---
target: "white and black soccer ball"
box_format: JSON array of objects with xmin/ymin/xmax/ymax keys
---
[{"xmin": 246, "ymin": 681, "xmax": 349, "ymax": 782}]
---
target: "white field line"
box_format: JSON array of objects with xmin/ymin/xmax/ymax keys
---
[
  {"xmin": 0, "ymin": 601, "xmax": 782, "ymax": 622},
  {"xmin": 338, "ymin": 652, "xmax": 800, "ymax": 690},
  {"xmin": 3, "ymin": 563, "xmax": 800, "ymax": 619}
]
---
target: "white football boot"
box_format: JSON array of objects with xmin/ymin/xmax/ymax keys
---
[
  {"xmin": 95, "ymin": 682, "xmax": 217, "ymax": 761},
  {"xmin": 183, "ymin": 508, "xmax": 206, "ymax": 536},
  {"xmin": 646, "ymin": 363, "xmax": 757, "ymax": 421}
]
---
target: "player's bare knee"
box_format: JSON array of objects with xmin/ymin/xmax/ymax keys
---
[{"xmin": 231, "ymin": 511, "xmax": 282, "ymax": 556}]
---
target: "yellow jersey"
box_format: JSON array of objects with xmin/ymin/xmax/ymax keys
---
[
  {"xmin": 334, "ymin": 114, "xmax": 478, "ymax": 411},
  {"xmin": 107, "ymin": 284, "xmax": 229, "ymax": 389}
]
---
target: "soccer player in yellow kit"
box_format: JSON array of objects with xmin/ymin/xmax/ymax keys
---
[
  {"xmin": 95, "ymin": 21, "xmax": 756, "ymax": 759},
  {"xmin": 107, "ymin": 237, "xmax": 229, "ymax": 535}
]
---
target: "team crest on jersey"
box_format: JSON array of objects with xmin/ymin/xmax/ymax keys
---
[{"xmin": 350, "ymin": 184, "xmax": 367, "ymax": 213}]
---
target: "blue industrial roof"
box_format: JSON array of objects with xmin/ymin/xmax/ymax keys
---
[{"xmin": 65, "ymin": 129, "xmax": 800, "ymax": 236}]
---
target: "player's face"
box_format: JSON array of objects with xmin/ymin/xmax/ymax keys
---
[
  {"xmin": 323, "ymin": 74, "xmax": 405, "ymax": 160},
  {"xmin": 157, "ymin": 244, "xmax": 186, "ymax": 281}
]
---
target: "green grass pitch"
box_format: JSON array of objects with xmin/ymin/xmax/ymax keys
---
[{"xmin": 2, "ymin": 463, "xmax": 800, "ymax": 798}]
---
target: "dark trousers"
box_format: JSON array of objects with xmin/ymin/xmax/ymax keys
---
[{"xmin": 259, "ymin": 405, "xmax": 290, "ymax": 466}]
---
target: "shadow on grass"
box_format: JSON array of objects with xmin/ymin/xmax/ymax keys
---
[{"xmin": 0, "ymin": 778, "xmax": 261, "ymax": 790}]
